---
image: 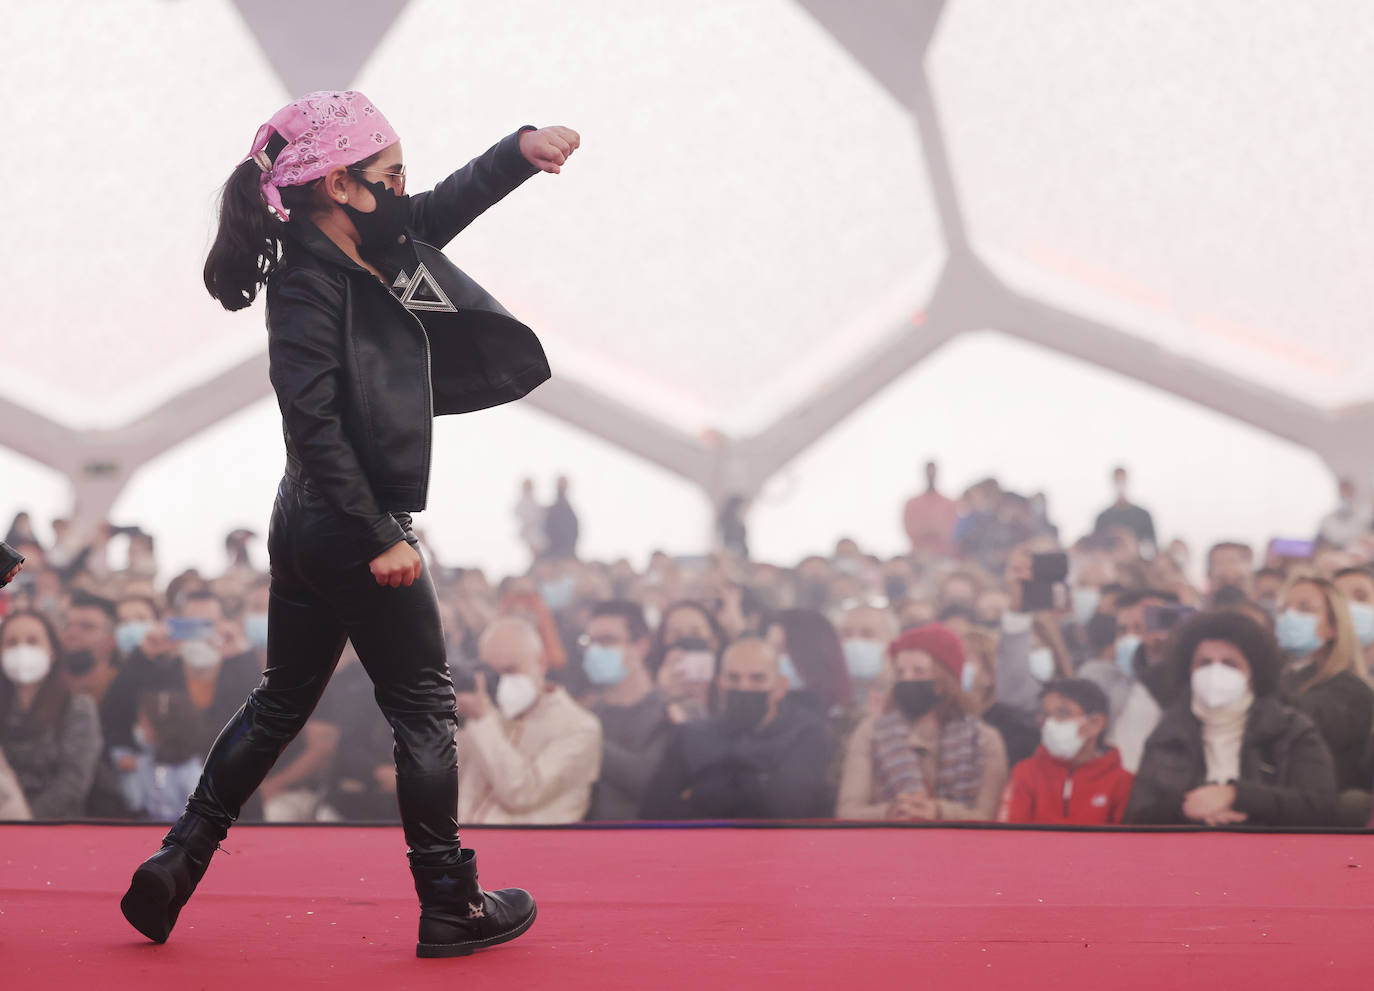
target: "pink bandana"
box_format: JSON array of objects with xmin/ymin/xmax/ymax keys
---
[{"xmin": 244, "ymin": 90, "xmax": 399, "ymax": 220}]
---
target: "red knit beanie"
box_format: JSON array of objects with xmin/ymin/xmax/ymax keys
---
[{"xmin": 887, "ymin": 623, "xmax": 965, "ymax": 679}]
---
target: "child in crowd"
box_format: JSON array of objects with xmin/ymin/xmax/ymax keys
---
[
  {"xmin": 114, "ymin": 690, "xmax": 205, "ymax": 821},
  {"xmin": 998, "ymin": 678, "xmax": 1134, "ymax": 826}
]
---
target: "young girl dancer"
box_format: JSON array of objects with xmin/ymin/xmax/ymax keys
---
[{"xmin": 120, "ymin": 90, "xmax": 577, "ymax": 958}]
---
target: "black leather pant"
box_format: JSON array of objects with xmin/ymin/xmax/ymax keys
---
[{"xmin": 183, "ymin": 475, "xmax": 461, "ymax": 867}]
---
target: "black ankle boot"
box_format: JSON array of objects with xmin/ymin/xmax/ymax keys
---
[
  {"xmin": 120, "ymin": 813, "xmax": 226, "ymax": 943},
  {"xmin": 412, "ymin": 849, "xmax": 536, "ymax": 958}
]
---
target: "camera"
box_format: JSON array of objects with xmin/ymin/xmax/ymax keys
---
[
  {"xmin": 1021, "ymin": 552, "xmax": 1068, "ymax": 612},
  {"xmin": 0, "ymin": 541, "xmax": 25, "ymax": 589}
]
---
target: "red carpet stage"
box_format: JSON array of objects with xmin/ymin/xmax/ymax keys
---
[{"xmin": 3, "ymin": 824, "xmax": 1372, "ymax": 989}]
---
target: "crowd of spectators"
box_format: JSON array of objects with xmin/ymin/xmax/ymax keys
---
[{"xmin": 4, "ymin": 462, "xmax": 1374, "ymax": 830}]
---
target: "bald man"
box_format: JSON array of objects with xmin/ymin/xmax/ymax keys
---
[
  {"xmin": 454, "ymin": 617, "xmax": 602, "ymax": 824},
  {"xmin": 639, "ymin": 637, "xmax": 831, "ymax": 820}
]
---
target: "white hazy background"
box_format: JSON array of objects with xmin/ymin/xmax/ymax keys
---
[{"xmin": 0, "ymin": 0, "xmax": 1349, "ymax": 581}]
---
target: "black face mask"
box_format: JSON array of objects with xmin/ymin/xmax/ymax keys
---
[
  {"xmin": 892, "ymin": 679, "xmax": 939, "ymax": 720},
  {"xmin": 63, "ymin": 650, "xmax": 97, "ymax": 677},
  {"xmin": 343, "ymin": 177, "xmax": 411, "ymax": 252},
  {"xmin": 721, "ymin": 689, "xmax": 770, "ymax": 736}
]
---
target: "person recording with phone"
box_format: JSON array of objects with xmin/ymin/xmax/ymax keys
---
[
  {"xmin": 646, "ymin": 602, "xmax": 725, "ymax": 725},
  {"xmin": 1102, "ymin": 589, "xmax": 1192, "ymax": 773}
]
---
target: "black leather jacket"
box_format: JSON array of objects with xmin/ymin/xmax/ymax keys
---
[{"xmin": 265, "ymin": 129, "xmax": 551, "ymax": 560}]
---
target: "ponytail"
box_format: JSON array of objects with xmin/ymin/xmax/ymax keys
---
[{"xmin": 203, "ymin": 134, "xmax": 313, "ymax": 311}]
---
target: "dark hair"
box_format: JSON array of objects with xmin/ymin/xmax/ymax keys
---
[
  {"xmin": 1114, "ymin": 588, "xmax": 1178, "ymax": 611},
  {"xmin": 1206, "ymin": 542, "xmax": 1254, "ymax": 571},
  {"xmin": 202, "ymin": 136, "xmax": 382, "ymax": 311},
  {"xmin": 588, "ymin": 600, "xmax": 649, "ymax": 643},
  {"xmin": 183, "ymin": 590, "xmax": 222, "ymax": 608},
  {"xmin": 645, "ymin": 600, "xmax": 725, "ymax": 677},
  {"xmin": 137, "ymin": 689, "xmax": 206, "ymax": 765},
  {"xmin": 767, "ymin": 608, "xmax": 852, "ymax": 711},
  {"xmin": 0, "ymin": 610, "xmax": 71, "ymax": 737},
  {"xmin": 1169, "ymin": 610, "xmax": 1281, "ymax": 699},
  {"xmin": 936, "ymin": 604, "xmax": 977, "ymax": 625},
  {"xmin": 1255, "ymin": 567, "xmax": 1286, "ymax": 582},
  {"xmin": 118, "ymin": 595, "xmax": 162, "ymax": 620},
  {"xmin": 69, "ymin": 591, "xmax": 117, "ymax": 626},
  {"xmin": 1210, "ymin": 584, "xmax": 1249, "ymax": 608},
  {"xmin": 1334, "ymin": 566, "xmax": 1374, "ymax": 584},
  {"xmin": 1042, "ymin": 678, "xmax": 1110, "ymax": 718}
]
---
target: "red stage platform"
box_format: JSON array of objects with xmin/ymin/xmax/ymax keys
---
[{"xmin": 2, "ymin": 824, "xmax": 1371, "ymax": 989}]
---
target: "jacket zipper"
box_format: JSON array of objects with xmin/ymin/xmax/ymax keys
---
[{"xmin": 376, "ymin": 273, "xmax": 435, "ymax": 510}]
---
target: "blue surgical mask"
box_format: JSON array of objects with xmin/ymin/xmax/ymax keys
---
[
  {"xmin": 779, "ymin": 653, "xmax": 801, "ymax": 687},
  {"xmin": 1277, "ymin": 610, "xmax": 1324, "ymax": 656},
  {"xmin": 243, "ymin": 612, "xmax": 270, "ymax": 651},
  {"xmin": 1114, "ymin": 634, "xmax": 1142, "ymax": 676},
  {"xmin": 842, "ymin": 639, "xmax": 885, "ymax": 681},
  {"xmin": 1071, "ymin": 587, "xmax": 1102, "ymax": 626},
  {"xmin": 583, "ymin": 644, "xmax": 627, "ymax": 686},
  {"xmin": 539, "ymin": 577, "xmax": 576, "ymax": 613},
  {"xmin": 1350, "ymin": 602, "xmax": 1374, "ymax": 648},
  {"xmin": 116, "ymin": 621, "xmax": 152, "ymax": 656}
]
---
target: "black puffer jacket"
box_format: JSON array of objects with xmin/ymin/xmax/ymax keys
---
[
  {"xmin": 1123, "ymin": 696, "xmax": 1338, "ymax": 826},
  {"xmin": 1279, "ymin": 668, "xmax": 1374, "ymax": 792},
  {"xmin": 265, "ymin": 128, "xmax": 550, "ymax": 559}
]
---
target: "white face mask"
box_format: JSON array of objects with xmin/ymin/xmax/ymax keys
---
[
  {"xmin": 1028, "ymin": 648, "xmax": 1056, "ymax": 683},
  {"xmin": 960, "ymin": 662, "xmax": 979, "ymax": 695},
  {"xmin": 495, "ymin": 673, "xmax": 540, "ymax": 720},
  {"xmin": 180, "ymin": 639, "xmax": 221, "ymax": 672},
  {"xmin": 2, "ymin": 644, "xmax": 52, "ymax": 685},
  {"xmin": 1191, "ymin": 662, "xmax": 1251, "ymax": 711},
  {"xmin": 1041, "ymin": 717, "xmax": 1085, "ymax": 761}
]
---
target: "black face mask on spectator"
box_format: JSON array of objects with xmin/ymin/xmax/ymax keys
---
[
  {"xmin": 63, "ymin": 650, "xmax": 97, "ymax": 677},
  {"xmin": 722, "ymin": 689, "xmax": 769, "ymax": 735},
  {"xmin": 893, "ymin": 680, "xmax": 939, "ymax": 720}
]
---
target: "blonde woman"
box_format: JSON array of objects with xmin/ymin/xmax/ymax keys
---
[
  {"xmin": 836, "ymin": 623, "xmax": 1007, "ymax": 821},
  {"xmin": 1274, "ymin": 576, "xmax": 1374, "ymax": 790}
]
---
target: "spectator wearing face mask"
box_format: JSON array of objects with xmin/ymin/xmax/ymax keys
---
[
  {"xmin": 0, "ymin": 611, "xmax": 102, "ymax": 817},
  {"xmin": 640, "ymin": 637, "xmax": 830, "ymax": 820},
  {"xmin": 455, "ymin": 617, "xmax": 601, "ymax": 824},
  {"xmin": 581, "ymin": 601, "xmax": 672, "ymax": 821},
  {"xmin": 59, "ymin": 592, "xmax": 120, "ymax": 705},
  {"xmin": 113, "ymin": 689, "xmax": 206, "ymax": 821},
  {"xmin": 959, "ymin": 628, "xmax": 1040, "ymax": 768},
  {"xmin": 836, "ymin": 624, "xmax": 1008, "ymax": 822},
  {"xmin": 1206, "ymin": 542, "xmax": 1256, "ymax": 603},
  {"xmin": 647, "ymin": 601, "xmax": 725, "ymax": 725},
  {"xmin": 837, "ymin": 603, "xmax": 899, "ymax": 713},
  {"xmin": 990, "ymin": 544, "xmax": 1075, "ymax": 724},
  {"xmin": 1333, "ymin": 567, "xmax": 1374, "ymax": 674},
  {"xmin": 1125, "ymin": 611, "xmax": 1337, "ymax": 827},
  {"xmin": 998, "ymin": 679, "xmax": 1133, "ymax": 825},
  {"xmin": 1273, "ymin": 577, "xmax": 1374, "ymax": 792},
  {"xmin": 1100, "ymin": 589, "xmax": 1185, "ymax": 773}
]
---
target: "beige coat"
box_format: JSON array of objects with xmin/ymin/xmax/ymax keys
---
[
  {"xmin": 836, "ymin": 712, "xmax": 1008, "ymax": 822},
  {"xmin": 0, "ymin": 746, "xmax": 33, "ymax": 821},
  {"xmin": 458, "ymin": 686, "xmax": 603, "ymax": 824}
]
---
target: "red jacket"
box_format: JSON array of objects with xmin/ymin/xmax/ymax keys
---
[{"xmin": 998, "ymin": 745, "xmax": 1134, "ymax": 826}]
